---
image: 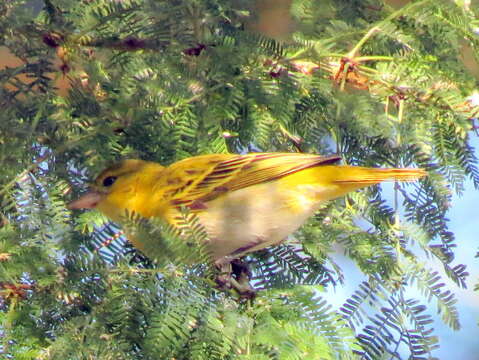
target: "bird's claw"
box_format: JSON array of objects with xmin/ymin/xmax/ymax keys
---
[{"xmin": 214, "ymin": 258, "xmax": 255, "ymax": 299}]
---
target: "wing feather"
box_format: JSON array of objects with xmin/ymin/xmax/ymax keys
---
[{"xmin": 160, "ymin": 153, "xmax": 341, "ymax": 207}]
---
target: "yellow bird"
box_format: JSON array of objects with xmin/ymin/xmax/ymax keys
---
[{"xmin": 68, "ymin": 152, "xmax": 426, "ymax": 260}]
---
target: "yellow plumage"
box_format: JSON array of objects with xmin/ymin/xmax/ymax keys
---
[{"xmin": 68, "ymin": 153, "xmax": 426, "ymax": 260}]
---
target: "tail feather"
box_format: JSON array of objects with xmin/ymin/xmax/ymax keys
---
[{"xmin": 331, "ymin": 166, "xmax": 427, "ymax": 184}]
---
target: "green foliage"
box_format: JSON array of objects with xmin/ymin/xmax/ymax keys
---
[{"xmin": 1, "ymin": 0, "xmax": 479, "ymax": 359}]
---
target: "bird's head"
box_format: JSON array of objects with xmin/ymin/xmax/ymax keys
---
[{"xmin": 68, "ymin": 159, "xmax": 164, "ymax": 220}]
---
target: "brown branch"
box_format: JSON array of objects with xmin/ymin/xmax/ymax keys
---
[{"xmin": 287, "ymin": 57, "xmax": 479, "ymax": 126}]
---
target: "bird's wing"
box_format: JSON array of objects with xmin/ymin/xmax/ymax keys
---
[{"xmin": 158, "ymin": 153, "xmax": 341, "ymax": 208}]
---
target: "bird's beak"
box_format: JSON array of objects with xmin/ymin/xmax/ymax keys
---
[{"xmin": 67, "ymin": 190, "xmax": 105, "ymax": 210}]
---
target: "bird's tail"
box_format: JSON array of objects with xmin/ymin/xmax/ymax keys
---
[
  {"xmin": 305, "ymin": 165, "xmax": 427, "ymax": 202},
  {"xmin": 331, "ymin": 166, "xmax": 427, "ymax": 185}
]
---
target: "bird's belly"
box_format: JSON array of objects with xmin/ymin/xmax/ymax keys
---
[{"xmin": 196, "ymin": 181, "xmax": 321, "ymax": 259}]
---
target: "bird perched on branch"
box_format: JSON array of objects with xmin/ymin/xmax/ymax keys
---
[{"xmin": 69, "ymin": 152, "xmax": 426, "ymax": 261}]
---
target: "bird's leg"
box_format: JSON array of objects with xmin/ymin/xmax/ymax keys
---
[{"xmin": 214, "ymin": 257, "xmax": 255, "ymax": 299}]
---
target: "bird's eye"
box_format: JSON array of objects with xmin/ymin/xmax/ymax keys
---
[{"xmin": 102, "ymin": 176, "xmax": 117, "ymax": 187}]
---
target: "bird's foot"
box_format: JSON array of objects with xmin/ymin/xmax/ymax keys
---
[{"xmin": 214, "ymin": 257, "xmax": 255, "ymax": 299}]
